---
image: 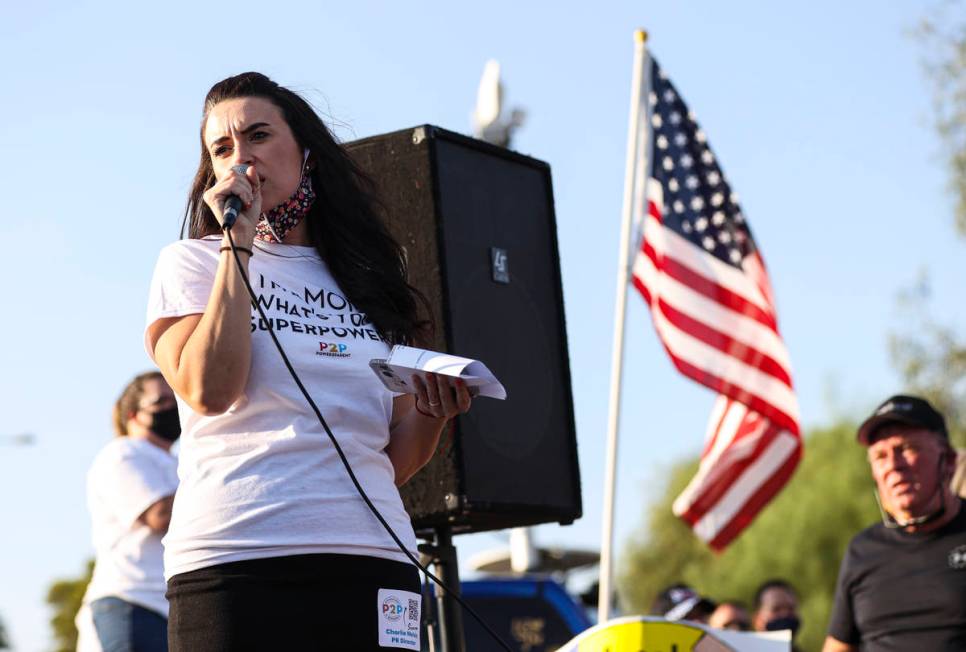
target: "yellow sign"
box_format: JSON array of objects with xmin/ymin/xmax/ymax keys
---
[{"xmin": 575, "ymin": 620, "xmax": 734, "ymax": 652}]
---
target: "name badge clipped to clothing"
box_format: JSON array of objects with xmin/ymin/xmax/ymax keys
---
[{"xmin": 377, "ymin": 588, "xmax": 421, "ymax": 650}]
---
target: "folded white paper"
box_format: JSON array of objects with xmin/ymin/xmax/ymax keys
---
[{"xmin": 369, "ymin": 345, "xmax": 507, "ymax": 400}]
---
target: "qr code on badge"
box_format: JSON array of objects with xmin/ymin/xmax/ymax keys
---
[{"xmin": 409, "ymin": 599, "xmax": 419, "ymax": 622}]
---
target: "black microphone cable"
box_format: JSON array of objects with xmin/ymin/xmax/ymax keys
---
[{"xmin": 222, "ymin": 225, "xmax": 513, "ymax": 652}]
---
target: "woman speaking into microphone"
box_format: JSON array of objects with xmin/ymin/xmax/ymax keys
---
[{"xmin": 145, "ymin": 72, "xmax": 471, "ymax": 650}]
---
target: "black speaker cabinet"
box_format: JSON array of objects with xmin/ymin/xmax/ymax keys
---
[{"xmin": 346, "ymin": 126, "xmax": 581, "ymax": 537}]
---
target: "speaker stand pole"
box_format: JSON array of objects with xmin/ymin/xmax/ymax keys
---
[{"xmin": 428, "ymin": 526, "xmax": 466, "ymax": 652}]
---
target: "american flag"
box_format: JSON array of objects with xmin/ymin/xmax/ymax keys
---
[{"xmin": 631, "ymin": 57, "xmax": 802, "ymax": 550}]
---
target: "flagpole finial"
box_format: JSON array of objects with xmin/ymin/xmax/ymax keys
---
[{"xmin": 634, "ymin": 29, "xmax": 648, "ymax": 43}]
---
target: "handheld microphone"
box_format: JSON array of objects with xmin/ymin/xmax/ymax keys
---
[
  {"xmin": 222, "ymin": 195, "xmax": 242, "ymax": 230},
  {"xmin": 222, "ymin": 163, "xmax": 251, "ymax": 230}
]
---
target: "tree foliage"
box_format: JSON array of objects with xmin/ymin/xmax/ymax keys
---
[
  {"xmin": 888, "ymin": 276, "xmax": 966, "ymax": 447},
  {"xmin": 618, "ymin": 420, "xmax": 878, "ymax": 652},
  {"xmin": 887, "ymin": 5, "xmax": 966, "ymax": 447},
  {"xmin": 916, "ymin": 3, "xmax": 966, "ymax": 237},
  {"xmin": 46, "ymin": 559, "xmax": 93, "ymax": 652},
  {"xmin": 0, "ymin": 614, "xmax": 9, "ymax": 649}
]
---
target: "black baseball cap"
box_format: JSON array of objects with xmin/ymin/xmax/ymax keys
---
[
  {"xmin": 650, "ymin": 584, "xmax": 716, "ymax": 621},
  {"xmin": 856, "ymin": 394, "xmax": 948, "ymax": 445}
]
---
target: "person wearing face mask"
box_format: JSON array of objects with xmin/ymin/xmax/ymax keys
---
[
  {"xmin": 78, "ymin": 371, "xmax": 180, "ymax": 652},
  {"xmin": 823, "ymin": 394, "xmax": 966, "ymax": 652},
  {"xmin": 752, "ymin": 580, "xmax": 801, "ymax": 649},
  {"xmin": 145, "ymin": 72, "xmax": 473, "ymax": 650}
]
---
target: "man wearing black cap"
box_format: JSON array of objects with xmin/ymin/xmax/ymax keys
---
[
  {"xmin": 822, "ymin": 395, "xmax": 966, "ymax": 652},
  {"xmin": 650, "ymin": 584, "xmax": 716, "ymax": 624}
]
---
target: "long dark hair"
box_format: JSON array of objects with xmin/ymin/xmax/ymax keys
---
[{"xmin": 183, "ymin": 72, "xmax": 428, "ymax": 345}]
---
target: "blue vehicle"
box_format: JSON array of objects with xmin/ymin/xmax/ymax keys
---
[{"xmin": 426, "ymin": 577, "xmax": 593, "ymax": 651}]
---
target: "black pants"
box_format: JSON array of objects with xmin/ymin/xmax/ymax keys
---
[{"xmin": 167, "ymin": 553, "xmax": 421, "ymax": 651}]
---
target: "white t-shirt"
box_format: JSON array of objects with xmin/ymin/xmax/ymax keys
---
[
  {"xmin": 83, "ymin": 437, "xmax": 179, "ymax": 616},
  {"xmin": 145, "ymin": 237, "xmax": 417, "ymax": 580},
  {"xmin": 74, "ymin": 603, "xmax": 103, "ymax": 652}
]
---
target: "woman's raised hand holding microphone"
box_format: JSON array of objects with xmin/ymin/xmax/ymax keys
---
[{"xmin": 203, "ymin": 163, "xmax": 261, "ymax": 247}]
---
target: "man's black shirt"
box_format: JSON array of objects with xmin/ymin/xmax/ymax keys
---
[{"xmin": 827, "ymin": 499, "xmax": 966, "ymax": 651}]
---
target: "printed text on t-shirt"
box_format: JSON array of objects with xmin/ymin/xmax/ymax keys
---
[{"xmin": 250, "ymin": 273, "xmax": 384, "ymax": 346}]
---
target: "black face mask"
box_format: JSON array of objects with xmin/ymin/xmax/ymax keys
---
[
  {"xmin": 147, "ymin": 406, "xmax": 181, "ymax": 442},
  {"xmin": 765, "ymin": 616, "xmax": 801, "ymax": 636}
]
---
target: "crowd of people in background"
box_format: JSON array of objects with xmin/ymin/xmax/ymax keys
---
[{"xmin": 649, "ymin": 579, "xmax": 803, "ymax": 649}]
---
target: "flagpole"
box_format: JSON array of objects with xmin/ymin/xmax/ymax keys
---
[{"xmin": 598, "ymin": 28, "xmax": 651, "ymax": 624}]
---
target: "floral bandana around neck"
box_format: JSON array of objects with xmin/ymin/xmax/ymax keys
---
[{"xmin": 255, "ymin": 150, "xmax": 315, "ymax": 243}]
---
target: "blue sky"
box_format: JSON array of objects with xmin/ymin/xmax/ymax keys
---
[{"xmin": 2, "ymin": 2, "xmax": 965, "ymax": 650}]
